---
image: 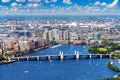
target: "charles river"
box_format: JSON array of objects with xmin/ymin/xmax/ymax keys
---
[{"xmin": 0, "ymin": 44, "xmax": 120, "ymax": 80}]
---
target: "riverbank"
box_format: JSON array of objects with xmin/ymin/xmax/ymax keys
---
[
  {"xmin": 107, "ymin": 61, "xmax": 120, "ymax": 72},
  {"xmin": 0, "ymin": 45, "xmax": 52, "ymax": 64},
  {"xmin": 0, "ymin": 60, "xmax": 16, "ymax": 65},
  {"xmin": 18, "ymin": 45, "xmax": 52, "ymax": 56}
]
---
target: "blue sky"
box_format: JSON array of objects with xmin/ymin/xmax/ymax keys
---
[{"xmin": 0, "ymin": 0, "xmax": 120, "ymax": 15}]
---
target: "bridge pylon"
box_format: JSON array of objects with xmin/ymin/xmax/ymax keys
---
[{"xmin": 75, "ymin": 52, "xmax": 79, "ymax": 59}]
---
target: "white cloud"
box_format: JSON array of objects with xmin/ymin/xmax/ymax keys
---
[
  {"xmin": 26, "ymin": 3, "xmax": 40, "ymax": 8},
  {"xmin": 63, "ymin": 0, "xmax": 72, "ymax": 5},
  {"xmin": 101, "ymin": 2, "xmax": 107, "ymax": 6},
  {"xmin": 52, "ymin": 0, "xmax": 57, "ymax": 3},
  {"xmin": 28, "ymin": 0, "xmax": 41, "ymax": 2},
  {"xmin": 27, "ymin": 3, "xmax": 33, "ymax": 7},
  {"xmin": 45, "ymin": 0, "xmax": 57, "ymax": 4},
  {"xmin": 2, "ymin": 0, "xmax": 10, "ymax": 3},
  {"xmin": 11, "ymin": 2, "xmax": 18, "ymax": 7},
  {"xmin": 94, "ymin": 1, "xmax": 101, "ymax": 5},
  {"xmin": 107, "ymin": 0, "xmax": 119, "ymax": 8},
  {"xmin": 94, "ymin": 0, "xmax": 119, "ymax": 8},
  {"xmin": 16, "ymin": 0, "xmax": 26, "ymax": 2},
  {"xmin": 33, "ymin": 3, "xmax": 39, "ymax": 7}
]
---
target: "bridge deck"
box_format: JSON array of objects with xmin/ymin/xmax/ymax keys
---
[{"xmin": 11, "ymin": 54, "xmax": 111, "ymax": 60}]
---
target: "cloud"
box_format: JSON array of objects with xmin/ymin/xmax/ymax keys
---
[
  {"xmin": 94, "ymin": 0, "xmax": 119, "ymax": 8},
  {"xmin": 107, "ymin": 0, "xmax": 119, "ymax": 8},
  {"xmin": 11, "ymin": 2, "xmax": 18, "ymax": 7},
  {"xmin": 28, "ymin": 0, "xmax": 41, "ymax": 2},
  {"xmin": 101, "ymin": 2, "xmax": 107, "ymax": 6},
  {"xmin": 33, "ymin": 3, "xmax": 39, "ymax": 7},
  {"xmin": 45, "ymin": 0, "xmax": 57, "ymax": 4},
  {"xmin": 94, "ymin": 1, "xmax": 101, "ymax": 5},
  {"xmin": 16, "ymin": 0, "xmax": 26, "ymax": 2},
  {"xmin": 2, "ymin": 0, "xmax": 10, "ymax": 3},
  {"xmin": 26, "ymin": 3, "xmax": 40, "ymax": 8},
  {"xmin": 52, "ymin": 0, "xmax": 57, "ymax": 3},
  {"xmin": 63, "ymin": 0, "xmax": 72, "ymax": 5}
]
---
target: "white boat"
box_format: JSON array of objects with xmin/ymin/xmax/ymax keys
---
[
  {"xmin": 118, "ymin": 59, "xmax": 120, "ymax": 64},
  {"xmin": 114, "ymin": 75, "xmax": 118, "ymax": 78},
  {"xmin": 83, "ymin": 46, "xmax": 86, "ymax": 48},
  {"xmin": 50, "ymin": 45, "xmax": 61, "ymax": 48}
]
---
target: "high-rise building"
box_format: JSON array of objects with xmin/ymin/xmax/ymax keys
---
[
  {"xmin": 43, "ymin": 32, "xmax": 48, "ymax": 40},
  {"xmin": 58, "ymin": 30, "xmax": 69, "ymax": 40},
  {"xmin": 64, "ymin": 30, "xmax": 69, "ymax": 40},
  {"xmin": 8, "ymin": 19, "xmax": 17, "ymax": 31},
  {"xmin": 43, "ymin": 29, "xmax": 49, "ymax": 40},
  {"xmin": 48, "ymin": 30, "xmax": 53, "ymax": 41},
  {"xmin": 58, "ymin": 30, "xmax": 63, "ymax": 40},
  {"xmin": 52, "ymin": 29, "xmax": 59, "ymax": 41},
  {"xmin": 89, "ymin": 32, "xmax": 101, "ymax": 40}
]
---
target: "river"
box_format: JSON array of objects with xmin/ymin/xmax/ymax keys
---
[{"xmin": 0, "ymin": 44, "xmax": 119, "ymax": 80}]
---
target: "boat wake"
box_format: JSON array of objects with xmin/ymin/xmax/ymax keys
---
[{"xmin": 50, "ymin": 45, "xmax": 61, "ymax": 48}]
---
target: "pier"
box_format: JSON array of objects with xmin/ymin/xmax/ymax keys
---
[{"xmin": 10, "ymin": 53, "xmax": 112, "ymax": 61}]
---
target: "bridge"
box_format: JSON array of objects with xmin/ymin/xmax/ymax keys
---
[{"xmin": 10, "ymin": 52, "xmax": 112, "ymax": 61}]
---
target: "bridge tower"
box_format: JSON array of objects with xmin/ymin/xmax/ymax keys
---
[
  {"xmin": 17, "ymin": 57, "xmax": 19, "ymax": 61},
  {"xmin": 109, "ymin": 54, "xmax": 112, "ymax": 58},
  {"xmin": 26, "ymin": 57, "xmax": 29, "ymax": 61},
  {"xmin": 89, "ymin": 54, "xmax": 92, "ymax": 59},
  {"xmin": 59, "ymin": 52, "xmax": 64, "ymax": 60},
  {"xmin": 100, "ymin": 54, "xmax": 102, "ymax": 58},
  {"xmin": 47, "ymin": 55, "xmax": 51, "ymax": 60},
  {"xmin": 37, "ymin": 56, "xmax": 39, "ymax": 60},
  {"xmin": 75, "ymin": 52, "xmax": 79, "ymax": 59}
]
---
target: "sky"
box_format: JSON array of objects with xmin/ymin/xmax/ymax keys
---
[{"xmin": 0, "ymin": 0, "xmax": 120, "ymax": 15}]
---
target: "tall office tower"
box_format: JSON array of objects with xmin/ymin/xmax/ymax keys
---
[
  {"xmin": 48, "ymin": 30, "xmax": 53, "ymax": 41},
  {"xmin": 94, "ymin": 32, "xmax": 101, "ymax": 40},
  {"xmin": 52, "ymin": 29, "xmax": 59, "ymax": 41},
  {"xmin": 58, "ymin": 30, "xmax": 63, "ymax": 40},
  {"xmin": 8, "ymin": 19, "xmax": 17, "ymax": 31},
  {"xmin": 63, "ymin": 30, "xmax": 69, "ymax": 40},
  {"xmin": 89, "ymin": 32, "xmax": 101, "ymax": 40},
  {"xmin": 43, "ymin": 32, "xmax": 48, "ymax": 40},
  {"xmin": 43, "ymin": 29, "xmax": 49, "ymax": 40},
  {"xmin": 58, "ymin": 30, "xmax": 69, "ymax": 40}
]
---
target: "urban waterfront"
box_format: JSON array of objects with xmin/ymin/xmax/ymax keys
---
[{"xmin": 0, "ymin": 45, "xmax": 119, "ymax": 80}]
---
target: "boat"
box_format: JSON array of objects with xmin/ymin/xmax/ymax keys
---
[{"xmin": 118, "ymin": 59, "xmax": 120, "ymax": 64}]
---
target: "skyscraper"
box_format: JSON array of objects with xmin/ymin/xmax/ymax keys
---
[
  {"xmin": 58, "ymin": 30, "xmax": 69, "ymax": 40},
  {"xmin": 48, "ymin": 30, "xmax": 53, "ymax": 41},
  {"xmin": 8, "ymin": 19, "xmax": 17, "ymax": 31}
]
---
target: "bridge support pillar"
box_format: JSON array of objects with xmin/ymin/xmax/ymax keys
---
[
  {"xmin": 109, "ymin": 54, "xmax": 112, "ymax": 58},
  {"xmin": 100, "ymin": 55, "xmax": 102, "ymax": 58},
  {"xmin": 89, "ymin": 54, "xmax": 92, "ymax": 59},
  {"xmin": 48, "ymin": 55, "xmax": 51, "ymax": 60},
  {"xmin": 37, "ymin": 56, "xmax": 39, "ymax": 60},
  {"xmin": 26, "ymin": 57, "xmax": 29, "ymax": 61},
  {"xmin": 75, "ymin": 52, "xmax": 79, "ymax": 59},
  {"xmin": 59, "ymin": 52, "xmax": 64, "ymax": 60},
  {"xmin": 17, "ymin": 57, "xmax": 19, "ymax": 61}
]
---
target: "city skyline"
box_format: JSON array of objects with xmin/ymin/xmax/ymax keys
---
[{"xmin": 0, "ymin": 0, "xmax": 120, "ymax": 15}]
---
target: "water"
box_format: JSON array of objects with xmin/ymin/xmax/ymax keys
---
[{"xmin": 0, "ymin": 44, "xmax": 119, "ymax": 80}]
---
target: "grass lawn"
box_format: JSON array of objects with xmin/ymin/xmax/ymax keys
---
[{"xmin": 97, "ymin": 48, "xmax": 107, "ymax": 52}]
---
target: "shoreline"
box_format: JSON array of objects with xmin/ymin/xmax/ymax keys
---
[
  {"xmin": 0, "ymin": 60, "xmax": 16, "ymax": 65},
  {"xmin": 107, "ymin": 61, "xmax": 120, "ymax": 72},
  {"xmin": 0, "ymin": 45, "xmax": 52, "ymax": 64}
]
